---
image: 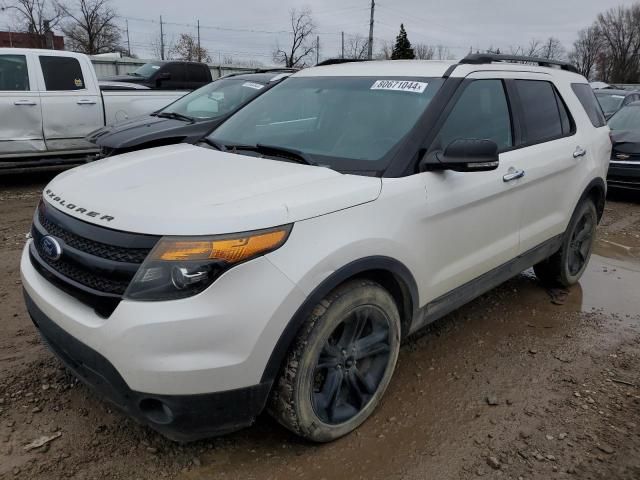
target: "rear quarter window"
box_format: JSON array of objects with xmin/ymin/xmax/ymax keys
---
[{"xmin": 571, "ymin": 84, "xmax": 606, "ymax": 128}]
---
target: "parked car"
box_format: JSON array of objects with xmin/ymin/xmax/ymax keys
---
[
  {"xmin": 22, "ymin": 54, "xmax": 610, "ymax": 443},
  {"xmin": 87, "ymin": 71, "xmax": 294, "ymax": 158},
  {"xmin": 100, "ymin": 60, "xmax": 213, "ymax": 90},
  {"xmin": 594, "ymin": 88, "xmax": 640, "ymax": 119},
  {"xmin": 0, "ymin": 49, "xmax": 186, "ymax": 170},
  {"xmin": 607, "ymin": 101, "xmax": 640, "ymax": 190}
]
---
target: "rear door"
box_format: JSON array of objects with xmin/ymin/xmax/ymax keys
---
[
  {"xmin": 0, "ymin": 52, "xmax": 45, "ymax": 156},
  {"xmin": 510, "ymin": 75, "xmax": 587, "ymax": 253},
  {"xmin": 37, "ymin": 54, "xmax": 102, "ymax": 152}
]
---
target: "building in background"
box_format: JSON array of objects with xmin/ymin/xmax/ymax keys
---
[{"xmin": 0, "ymin": 31, "xmax": 64, "ymax": 50}]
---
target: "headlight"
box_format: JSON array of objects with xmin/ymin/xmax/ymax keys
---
[{"xmin": 124, "ymin": 225, "xmax": 292, "ymax": 301}]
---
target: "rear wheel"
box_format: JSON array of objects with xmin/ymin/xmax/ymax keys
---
[
  {"xmin": 533, "ymin": 199, "xmax": 597, "ymax": 287},
  {"xmin": 269, "ymin": 280, "xmax": 401, "ymax": 442}
]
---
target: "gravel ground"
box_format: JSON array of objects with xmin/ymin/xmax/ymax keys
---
[{"xmin": 0, "ymin": 172, "xmax": 639, "ymax": 480}]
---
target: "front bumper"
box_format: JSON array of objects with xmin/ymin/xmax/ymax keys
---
[
  {"xmin": 20, "ymin": 240, "xmax": 307, "ymax": 440},
  {"xmin": 607, "ymin": 161, "xmax": 640, "ymax": 190},
  {"xmin": 25, "ymin": 291, "xmax": 269, "ymax": 441}
]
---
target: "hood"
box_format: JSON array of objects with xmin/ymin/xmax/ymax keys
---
[
  {"xmin": 87, "ymin": 115, "xmax": 217, "ymax": 150},
  {"xmin": 44, "ymin": 144, "xmax": 382, "ymax": 235}
]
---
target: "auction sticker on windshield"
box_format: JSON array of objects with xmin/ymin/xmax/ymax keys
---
[
  {"xmin": 242, "ymin": 82, "xmax": 265, "ymax": 90},
  {"xmin": 371, "ymin": 80, "xmax": 428, "ymax": 93}
]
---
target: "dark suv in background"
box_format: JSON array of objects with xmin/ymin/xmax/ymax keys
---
[{"xmin": 100, "ymin": 61, "xmax": 213, "ymax": 90}]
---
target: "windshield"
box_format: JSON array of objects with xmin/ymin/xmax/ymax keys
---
[
  {"xmin": 162, "ymin": 78, "xmax": 267, "ymax": 120},
  {"xmin": 595, "ymin": 92, "xmax": 625, "ymax": 115},
  {"xmin": 130, "ymin": 62, "xmax": 164, "ymax": 78},
  {"xmin": 207, "ymin": 76, "xmax": 443, "ymax": 171},
  {"xmin": 609, "ymin": 105, "xmax": 640, "ymax": 131}
]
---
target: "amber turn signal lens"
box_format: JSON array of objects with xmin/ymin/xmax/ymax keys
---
[{"xmin": 152, "ymin": 227, "xmax": 290, "ymax": 264}]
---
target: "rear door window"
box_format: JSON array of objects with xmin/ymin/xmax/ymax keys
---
[
  {"xmin": 438, "ymin": 79, "xmax": 513, "ymax": 151},
  {"xmin": 572, "ymin": 84, "xmax": 606, "ymax": 127},
  {"xmin": 39, "ymin": 56, "xmax": 86, "ymax": 91},
  {"xmin": 0, "ymin": 54, "xmax": 29, "ymax": 91},
  {"xmin": 516, "ymin": 80, "xmax": 571, "ymax": 144}
]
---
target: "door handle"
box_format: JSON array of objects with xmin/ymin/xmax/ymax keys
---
[
  {"xmin": 573, "ymin": 146, "xmax": 587, "ymax": 159},
  {"xmin": 14, "ymin": 99, "xmax": 37, "ymax": 106},
  {"xmin": 503, "ymin": 168, "xmax": 525, "ymax": 182},
  {"xmin": 77, "ymin": 99, "xmax": 97, "ymax": 105}
]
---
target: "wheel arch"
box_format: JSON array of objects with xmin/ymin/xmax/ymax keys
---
[
  {"xmin": 577, "ymin": 177, "xmax": 606, "ymax": 223},
  {"xmin": 260, "ymin": 256, "xmax": 419, "ymax": 385}
]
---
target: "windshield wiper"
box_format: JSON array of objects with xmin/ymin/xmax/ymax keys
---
[
  {"xmin": 198, "ymin": 138, "xmax": 226, "ymax": 151},
  {"xmin": 156, "ymin": 111, "xmax": 195, "ymax": 123},
  {"xmin": 230, "ymin": 144, "xmax": 316, "ymax": 166}
]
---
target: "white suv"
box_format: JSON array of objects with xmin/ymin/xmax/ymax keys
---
[{"xmin": 21, "ymin": 54, "xmax": 611, "ymax": 443}]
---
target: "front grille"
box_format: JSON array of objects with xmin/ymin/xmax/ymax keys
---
[
  {"xmin": 38, "ymin": 210, "xmax": 149, "ymax": 263},
  {"xmin": 30, "ymin": 201, "xmax": 159, "ymax": 316}
]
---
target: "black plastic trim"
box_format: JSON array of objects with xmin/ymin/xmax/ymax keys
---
[
  {"xmin": 460, "ymin": 53, "xmax": 579, "ymax": 74},
  {"xmin": 25, "ymin": 291, "xmax": 271, "ymax": 442},
  {"xmin": 410, "ymin": 234, "xmax": 564, "ymax": 333},
  {"xmin": 260, "ymin": 256, "xmax": 419, "ymax": 384}
]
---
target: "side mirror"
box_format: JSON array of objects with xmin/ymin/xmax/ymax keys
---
[
  {"xmin": 420, "ymin": 139, "xmax": 499, "ymax": 172},
  {"xmin": 157, "ymin": 72, "xmax": 171, "ymax": 81}
]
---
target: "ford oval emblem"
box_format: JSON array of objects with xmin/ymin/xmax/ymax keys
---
[{"xmin": 41, "ymin": 236, "xmax": 63, "ymax": 261}]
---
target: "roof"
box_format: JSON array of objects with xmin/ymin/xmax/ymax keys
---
[
  {"xmin": 296, "ymin": 60, "xmax": 457, "ymax": 78},
  {"xmin": 595, "ymin": 89, "xmax": 638, "ymax": 96},
  {"xmin": 294, "ymin": 58, "xmax": 586, "ymax": 80}
]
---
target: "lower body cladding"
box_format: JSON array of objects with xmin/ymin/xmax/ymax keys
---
[
  {"xmin": 20, "ymin": 245, "xmax": 307, "ymax": 441},
  {"xmin": 607, "ymin": 160, "xmax": 640, "ymax": 190}
]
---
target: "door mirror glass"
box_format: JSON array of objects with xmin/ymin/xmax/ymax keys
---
[
  {"xmin": 421, "ymin": 139, "xmax": 499, "ymax": 172},
  {"xmin": 158, "ymin": 72, "xmax": 171, "ymax": 81}
]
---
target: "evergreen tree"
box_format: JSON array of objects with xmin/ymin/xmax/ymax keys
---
[{"xmin": 391, "ymin": 24, "xmax": 415, "ymax": 60}]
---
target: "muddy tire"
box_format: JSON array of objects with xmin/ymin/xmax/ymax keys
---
[
  {"xmin": 268, "ymin": 280, "xmax": 401, "ymax": 442},
  {"xmin": 533, "ymin": 199, "xmax": 598, "ymax": 287}
]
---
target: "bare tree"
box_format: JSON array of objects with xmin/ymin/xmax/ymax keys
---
[
  {"xmin": 568, "ymin": 25, "xmax": 603, "ymax": 80},
  {"xmin": 1, "ymin": 0, "xmax": 62, "ymax": 44},
  {"xmin": 596, "ymin": 5, "xmax": 640, "ymax": 83},
  {"xmin": 59, "ymin": 0, "xmax": 121, "ymax": 54},
  {"xmin": 539, "ymin": 36, "xmax": 566, "ymax": 60},
  {"xmin": 168, "ymin": 33, "xmax": 211, "ymax": 62},
  {"xmin": 413, "ymin": 43, "xmax": 434, "ymax": 60},
  {"xmin": 435, "ymin": 44, "xmax": 454, "ymax": 60},
  {"xmin": 273, "ymin": 8, "xmax": 315, "ymax": 68},
  {"xmin": 374, "ymin": 39, "xmax": 393, "ymax": 60},
  {"xmin": 525, "ymin": 39, "xmax": 542, "ymax": 57},
  {"xmin": 344, "ymin": 33, "xmax": 369, "ymax": 59}
]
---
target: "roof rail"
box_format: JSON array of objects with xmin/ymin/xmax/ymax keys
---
[
  {"xmin": 459, "ymin": 53, "xmax": 579, "ymax": 74},
  {"xmin": 316, "ymin": 58, "xmax": 370, "ymax": 66}
]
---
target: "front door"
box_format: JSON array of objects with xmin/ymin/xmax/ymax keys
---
[
  {"xmin": 0, "ymin": 53, "xmax": 45, "ymax": 157},
  {"xmin": 417, "ymin": 77, "xmax": 523, "ymax": 303}
]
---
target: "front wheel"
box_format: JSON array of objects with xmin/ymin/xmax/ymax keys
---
[
  {"xmin": 534, "ymin": 199, "xmax": 598, "ymax": 287},
  {"xmin": 269, "ymin": 280, "xmax": 401, "ymax": 442}
]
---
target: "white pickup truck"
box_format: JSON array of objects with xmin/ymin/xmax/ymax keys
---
[{"xmin": 0, "ymin": 48, "xmax": 186, "ymax": 168}]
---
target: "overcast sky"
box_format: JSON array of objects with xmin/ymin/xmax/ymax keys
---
[{"xmin": 3, "ymin": 0, "xmax": 639, "ymax": 64}]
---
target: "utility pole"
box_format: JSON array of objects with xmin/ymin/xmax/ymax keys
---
[
  {"xmin": 341, "ymin": 31, "xmax": 344, "ymax": 59},
  {"xmin": 316, "ymin": 35, "xmax": 320, "ymax": 64},
  {"xmin": 159, "ymin": 15, "xmax": 165, "ymax": 60},
  {"xmin": 125, "ymin": 19, "xmax": 131, "ymax": 57},
  {"xmin": 367, "ymin": 0, "xmax": 375, "ymax": 60},
  {"xmin": 197, "ymin": 19, "xmax": 201, "ymax": 62}
]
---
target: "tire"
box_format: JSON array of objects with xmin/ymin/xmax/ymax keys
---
[
  {"xmin": 268, "ymin": 280, "xmax": 401, "ymax": 442},
  {"xmin": 533, "ymin": 199, "xmax": 598, "ymax": 287}
]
